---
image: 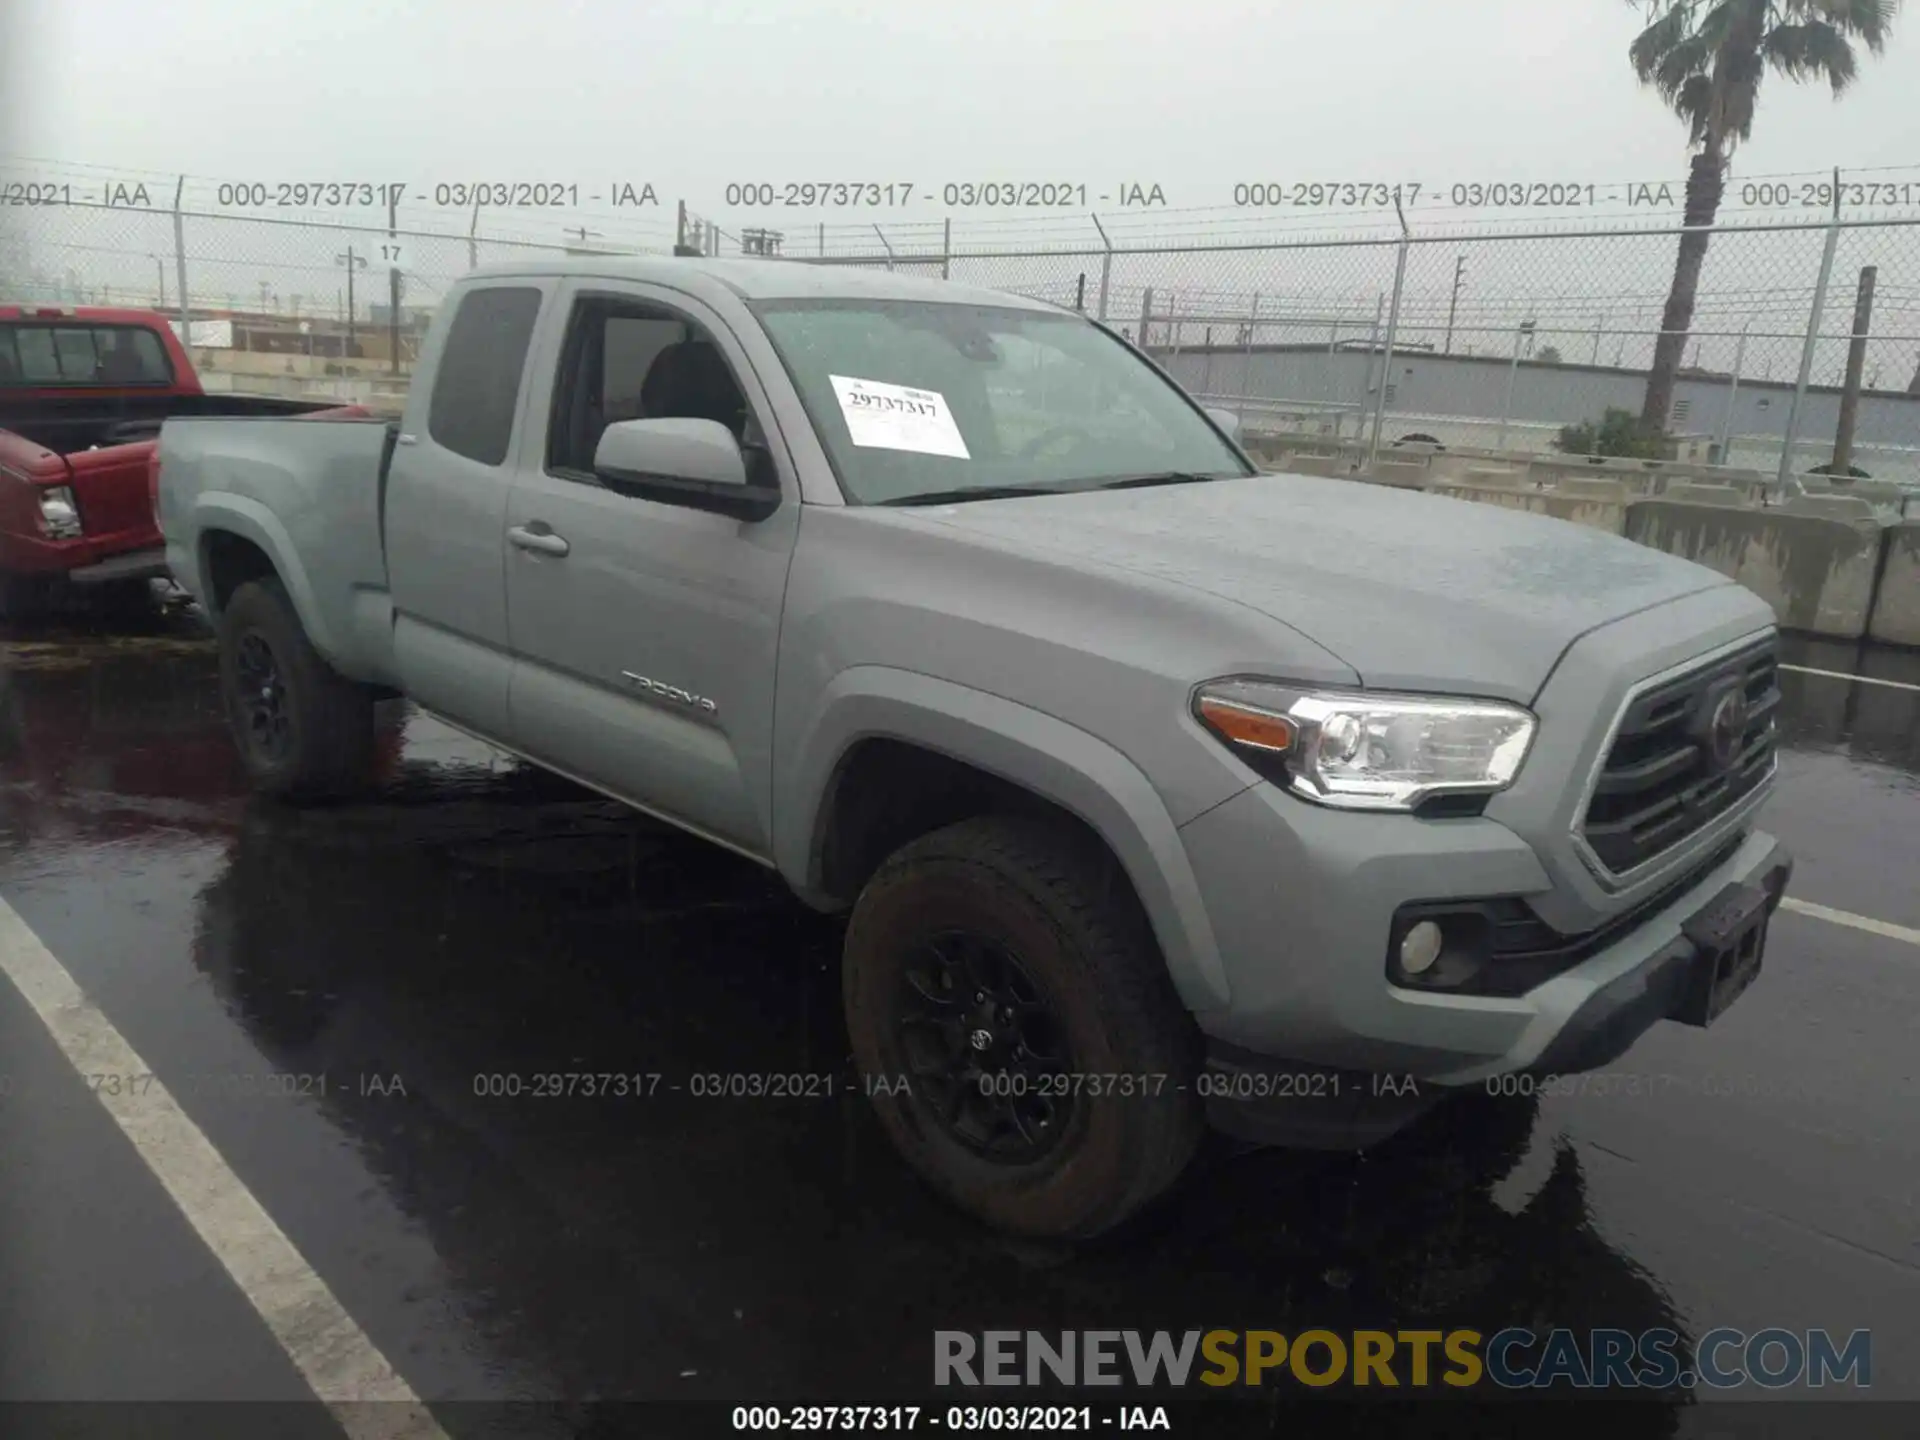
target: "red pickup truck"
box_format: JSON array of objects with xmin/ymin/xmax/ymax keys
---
[{"xmin": 0, "ymin": 305, "xmax": 366, "ymax": 618}]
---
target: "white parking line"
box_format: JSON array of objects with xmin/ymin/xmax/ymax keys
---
[
  {"xmin": 1778, "ymin": 663, "xmax": 1920, "ymax": 694},
  {"xmin": 1779, "ymin": 896, "xmax": 1920, "ymax": 948},
  {"xmin": 0, "ymin": 897, "xmax": 450, "ymax": 1439}
]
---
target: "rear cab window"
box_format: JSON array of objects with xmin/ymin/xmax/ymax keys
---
[
  {"xmin": 426, "ymin": 286, "xmax": 545, "ymax": 466},
  {"xmin": 0, "ymin": 323, "xmax": 174, "ymax": 386}
]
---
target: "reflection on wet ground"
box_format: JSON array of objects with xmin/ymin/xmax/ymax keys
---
[{"xmin": 1, "ymin": 613, "xmax": 1917, "ymax": 1427}]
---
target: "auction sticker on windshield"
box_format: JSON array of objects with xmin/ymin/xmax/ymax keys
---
[{"xmin": 829, "ymin": 375, "xmax": 971, "ymax": 458}]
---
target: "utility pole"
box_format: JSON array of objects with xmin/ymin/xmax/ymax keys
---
[
  {"xmin": 1442, "ymin": 255, "xmax": 1466, "ymax": 355},
  {"xmin": 1591, "ymin": 314, "xmax": 1606, "ymax": 365},
  {"xmin": 1497, "ymin": 319, "xmax": 1535, "ymax": 451},
  {"xmin": 385, "ymin": 189, "xmax": 402, "ymax": 375},
  {"xmin": 1831, "ymin": 265, "xmax": 1877, "ymax": 479},
  {"xmin": 674, "ymin": 200, "xmax": 701, "ymax": 257},
  {"xmin": 335, "ymin": 246, "xmax": 366, "ymax": 354},
  {"xmin": 171, "ymin": 175, "xmax": 190, "ymax": 348}
]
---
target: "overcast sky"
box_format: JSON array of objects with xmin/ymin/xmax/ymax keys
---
[
  {"xmin": 5, "ymin": 0, "xmax": 1918, "ymax": 241},
  {"xmin": 4, "ymin": 0, "xmax": 1917, "ymax": 388}
]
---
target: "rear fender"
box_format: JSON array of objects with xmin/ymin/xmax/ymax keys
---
[{"xmin": 188, "ymin": 493, "xmax": 341, "ymax": 664}]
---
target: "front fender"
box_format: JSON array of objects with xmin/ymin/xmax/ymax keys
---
[
  {"xmin": 187, "ymin": 492, "xmax": 343, "ymax": 667},
  {"xmin": 778, "ymin": 666, "xmax": 1232, "ymax": 1011}
]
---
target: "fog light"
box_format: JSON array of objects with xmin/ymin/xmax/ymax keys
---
[{"xmin": 1399, "ymin": 920, "xmax": 1444, "ymax": 975}]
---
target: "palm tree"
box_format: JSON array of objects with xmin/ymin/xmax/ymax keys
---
[{"xmin": 1628, "ymin": 0, "xmax": 1900, "ymax": 438}]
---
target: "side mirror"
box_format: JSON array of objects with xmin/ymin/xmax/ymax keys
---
[
  {"xmin": 593, "ymin": 417, "xmax": 778, "ymax": 521},
  {"xmin": 1203, "ymin": 406, "xmax": 1243, "ymax": 442}
]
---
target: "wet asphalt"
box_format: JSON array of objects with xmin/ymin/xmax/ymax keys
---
[{"xmin": 0, "ymin": 600, "xmax": 1915, "ymax": 1434}]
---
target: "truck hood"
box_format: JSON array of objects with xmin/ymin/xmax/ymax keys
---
[{"xmin": 898, "ymin": 474, "xmax": 1733, "ymax": 703}]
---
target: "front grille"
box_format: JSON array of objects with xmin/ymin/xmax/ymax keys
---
[{"xmin": 1579, "ymin": 635, "xmax": 1779, "ymax": 878}]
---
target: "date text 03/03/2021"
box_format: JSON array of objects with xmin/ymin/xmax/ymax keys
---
[{"xmin": 730, "ymin": 1406, "xmax": 1174, "ymax": 1432}]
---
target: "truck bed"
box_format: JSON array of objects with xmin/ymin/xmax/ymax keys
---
[
  {"xmin": 158, "ymin": 414, "xmax": 402, "ymax": 684},
  {"xmin": 0, "ymin": 390, "xmax": 360, "ymax": 456}
]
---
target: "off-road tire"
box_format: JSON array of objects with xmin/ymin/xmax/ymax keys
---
[
  {"xmin": 217, "ymin": 577, "xmax": 376, "ymax": 802},
  {"xmin": 843, "ymin": 815, "xmax": 1204, "ymax": 1238}
]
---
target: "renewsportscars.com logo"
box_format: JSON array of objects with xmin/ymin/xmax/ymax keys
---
[{"xmin": 934, "ymin": 1328, "xmax": 1871, "ymax": 1391}]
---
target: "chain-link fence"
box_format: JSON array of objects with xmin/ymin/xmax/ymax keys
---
[{"xmin": 5, "ymin": 198, "xmax": 1917, "ymax": 486}]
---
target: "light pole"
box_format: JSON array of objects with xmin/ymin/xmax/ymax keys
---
[
  {"xmin": 1714, "ymin": 321, "xmax": 1752, "ymax": 466},
  {"xmin": 1497, "ymin": 319, "xmax": 1535, "ymax": 451},
  {"xmin": 148, "ymin": 253, "xmax": 166, "ymax": 308}
]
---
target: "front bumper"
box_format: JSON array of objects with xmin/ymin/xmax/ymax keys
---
[
  {"xmin": 1178, "ymin": 769, "xmax": 1792, "ymax": 1088},
  {"xmin": 1, "ymin": 528, "xmax": 167, "ymax": 580},
  {"xmin": 1195, "ymin": 839, "xmax": 1791, "ymax": 1148},
  {"xmin": 67, "ymin": 545, "xmax": 169, "ymax": 585},
  {"xmin": 1526, "ymin": 842, "xmax": 1790, "ymax": 1073}
]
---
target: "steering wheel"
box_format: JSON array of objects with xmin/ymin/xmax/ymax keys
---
[{"xmin": 1015, "ymin": 424, "xmax": 1098, "ymax": 461}]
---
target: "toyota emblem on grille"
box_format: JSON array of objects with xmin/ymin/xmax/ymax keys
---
[{"xmin": 1706, "ymin": 688, "xmax": 1749, "ymax": 771}]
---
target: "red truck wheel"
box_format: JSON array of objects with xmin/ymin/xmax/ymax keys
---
[{"xmin": 217, "ymin": 577, "xmax": 377, "ymax": 801}]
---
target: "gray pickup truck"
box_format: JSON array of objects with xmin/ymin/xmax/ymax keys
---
[{"xmin": 158, "ymin": 256, "xmax": 1792, "ymax": 1238}]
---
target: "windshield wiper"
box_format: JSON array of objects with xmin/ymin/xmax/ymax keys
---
[
  {"xmin": 1089, "ymin": 471, "xmax": 1236, "ymax": 492},
  {"xmin": 878, "ymin": 473, "xmax": 1239, "ymax": 507},
  {"xmin": 878, "ymin": 484, "xmax": 1070, "ymax": 507}
]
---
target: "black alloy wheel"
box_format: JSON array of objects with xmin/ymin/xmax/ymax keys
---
[
  {"xmin": 233, "ymin": 630, "xmax": 294, "ymax": 768},
  {"xmin": 897, "ymin": 929, "xmax": 1076, "ymax": 1164}
]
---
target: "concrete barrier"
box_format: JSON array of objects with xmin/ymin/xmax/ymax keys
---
[
  {"xmin": 1655, "ymin": 470, "xmax": 1773, "ymax": 503},
  {"xmin": 1554, "ymin": 476, "xmax": 1631, "ymax": 502},
  {"xmin": 1868, "ymin": 521, "xmax": 1920, "ymax": 646},
  {"xmin": 1797, "ymin": 475, "xmax": 1905, "ymax": 502},
  {"xmin": 1662, "ymin": 481, "xmax": 1751, "ymax": 507},
  {"xmin": 1794, "ymin": 476, "xmax": 1908, "ymax": 520},
  {"xmin": 1514, "ymin": 478, "xmax": 1630, "ymax": 533},
  {"xmin": 1666, "ymin": 464, "xmax": 1771, "ymax": 488},
  {"xmin": 1625, "ymin": 501, "xmax": 1883, "ymax": 639},
  {"xmin": 1430, "ymin": 481, "xmax": 1546, "ymax": 515},
  {"xmin": 1781, "ymin": 493, "xmax": 1883, "ymax": 528},
  {"xmin": 1364, "ymin": 459, "xmax": 1432, "ymax": 488},
  {"xmin": 1272, "ymin": 454, "xmax": 1356, "ymax": 478},
  {"xmin": 1429, "ymin": 476, "xmax": 1626, "ymax": 533},
  {"xmin": 1359, "ymin": 464, "xmax": 1436, "ymax": 495},
  {"xmin": 1463, "ymin": 467, "xmax": 1531, "ymax": 488},
  {"xmin": 1426, "ymin": 453, "xmax": 1518, "ymax": 483}
]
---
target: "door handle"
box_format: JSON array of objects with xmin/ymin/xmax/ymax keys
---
[{"xmin": 508, "ymin": 524, "xmax": 571, "ymax": 557}]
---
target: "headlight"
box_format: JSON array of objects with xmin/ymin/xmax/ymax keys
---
[
  {"xmin": 1193, "ymin": 680, "xmax": 1536, "ymax": 812},
  {"xmin": 38, "ymin": 485, "xmax": 82, "ymax": 539}
]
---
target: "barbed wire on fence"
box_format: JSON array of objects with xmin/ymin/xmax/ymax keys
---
[
  {"xmin": 12, "ymin": 153, "xmax": 1920, "ymax": 257},
  {"xmin": 4, "ymin": 194, "xmax": 1917, "ymax": 486}
]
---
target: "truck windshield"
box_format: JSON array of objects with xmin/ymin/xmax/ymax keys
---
[{"xmin": 752, "ymin": 298, "xmax": 1250, "ymax": 505}]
